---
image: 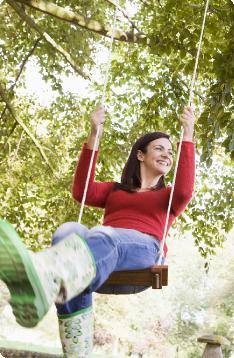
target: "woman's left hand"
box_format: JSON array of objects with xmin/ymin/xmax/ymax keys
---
[{"xmin": 180, "ymin": 106, "xmax": 195, "ymax": 141}]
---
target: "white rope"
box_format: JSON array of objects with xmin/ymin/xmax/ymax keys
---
[
  {"xmin": 157, "ymin": 0, "xmax": 210, "ymax": 264},
  {"xmin": 78, "ymin": 2, "xmax": 119, "ymax": 224},
  {"xmin": 101, "ymin": 8, "xmax": 119, "ymax": 106}
]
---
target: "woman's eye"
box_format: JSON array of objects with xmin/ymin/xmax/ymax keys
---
[{"xmin": 155, "ymin": 147, "xmax": 173, "ymax": 156}]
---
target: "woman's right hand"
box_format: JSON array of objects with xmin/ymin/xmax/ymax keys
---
[{"xmin": 90, "ymin": 105, "xmax": 105, "ymax": 134}]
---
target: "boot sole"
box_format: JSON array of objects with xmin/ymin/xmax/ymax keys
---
[{"xmin": 0, "ymin": 220, "xmax": 49, "ymax": 327}]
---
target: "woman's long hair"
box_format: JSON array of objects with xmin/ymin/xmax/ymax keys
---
[{"xmin": 114, "ymin": 132, "xmax": 171, "ymax": 192}]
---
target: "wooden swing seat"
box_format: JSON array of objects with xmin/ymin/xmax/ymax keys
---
[{"xmin": 104, "ymin": 265, "xmax": 168, "ymax": 289}]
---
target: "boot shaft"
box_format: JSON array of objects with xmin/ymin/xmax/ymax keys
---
[{"xmin": 59, "ymin": 307, "xmax": 93, "ymax": 358}]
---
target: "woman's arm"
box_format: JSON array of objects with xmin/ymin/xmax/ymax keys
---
[
  {"xmin": 171, "ymin": 106, "xmax": 196, "ymax": 216},
  {"xmin": 72, "ymin": 105, "xmax": 114, "ymax": 208}
]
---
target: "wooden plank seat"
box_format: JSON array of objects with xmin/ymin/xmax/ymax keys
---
[{"xmin": 104, "ymin": 265, "xmax": 168, "ymax": 289}]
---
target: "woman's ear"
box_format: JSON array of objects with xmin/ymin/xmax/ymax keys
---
[{"xmin": 137, "ymin": 150, "xmax": 144, "ymax": 162}]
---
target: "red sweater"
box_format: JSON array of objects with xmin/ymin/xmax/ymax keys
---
[{"xmin": 72, "ymin": 142, "xmax": 195, "ymax": 255}]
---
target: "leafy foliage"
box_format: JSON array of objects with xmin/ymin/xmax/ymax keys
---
[{"xmin": 0, "ymin": 0, "xmax": 233, "ymax": 261}]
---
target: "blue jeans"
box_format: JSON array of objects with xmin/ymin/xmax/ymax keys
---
[{"xmin": 52, "ymin": 222, "xmax": 162, "ymax": 315}]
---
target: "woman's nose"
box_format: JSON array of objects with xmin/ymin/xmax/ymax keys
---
[{"xmin": 161, "ymin": 151, "xmax": 169, "ymax": 158}]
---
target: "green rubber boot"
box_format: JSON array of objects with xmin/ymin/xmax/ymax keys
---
[
  {"xmin": 58, "ymin": 307, "xmax": 93, "ymax": 358},
  {"xmin": 0, "ymin": 220, "xmax": 96, "ymax": 328}
]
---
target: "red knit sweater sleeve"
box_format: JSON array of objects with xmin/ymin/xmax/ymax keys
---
[
  {"xmin": 72, "ymin": 144, "xmax": 114, "ymax": 208},
  {"xmin": 171, "ymin": 141, "xmax": 195, "ymax": 216}
]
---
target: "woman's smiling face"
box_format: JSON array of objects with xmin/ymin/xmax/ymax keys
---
[{"xmin": 137, "ymin": 137, "xmax": 173, "ymax": 176}]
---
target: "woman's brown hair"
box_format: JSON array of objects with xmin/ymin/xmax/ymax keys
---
[{"xmin": 114, "ymin": 132, "xmax": 171, "ymax": 192}]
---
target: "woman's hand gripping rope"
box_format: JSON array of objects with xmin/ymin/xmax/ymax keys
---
[
  {"xmin": 180, "ymin": 106, "xmax": 196, "ymax": 142},
  {"xmin": 87, "ymin": 105, "xmax": 106, "ymax": 150}
]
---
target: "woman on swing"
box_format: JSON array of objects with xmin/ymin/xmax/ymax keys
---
[{"xmin": 0, "ymin": 105, "xmax": 195, "ymax": 357}]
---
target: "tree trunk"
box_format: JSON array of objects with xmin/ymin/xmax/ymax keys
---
[{"xmin": 202, "ymin": 344, "xmax": 223, "ymax": 358}]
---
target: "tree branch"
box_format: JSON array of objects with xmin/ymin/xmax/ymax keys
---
[
  {"xmin": 7, "ymin": 0, "xmax": 91, "ymax": 80},
  {"xmin": 104, "ymin": 0, "xmax": 143, "ymax": 34},
  {"xmin": 14, "ymin": 38, "xmax": 41, "ymax": 87},
  {"xmin": 138, "ymin": 0, "xmax": 151, "ymax": 8},
  {"xmin": 188, "ymin": 3, "xmax": 225, "ymax": 13},
  {"xmin": 3, "ymin": 122, "xmax": 18, "ymax": 150},
  {"xmin": 179, "ymin": 78, "xmax": 205, "ymax": 102},
  {"xmin": 0, "ymin": 37, "xmax": 41, "ymax": 122},
  {"xmin": 0, "ymin": 80, "xmax": 57, "ymax": 177},
  {"xmin": 13, "ymin": 0, "xmax": 149, "ymax": 44}
]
